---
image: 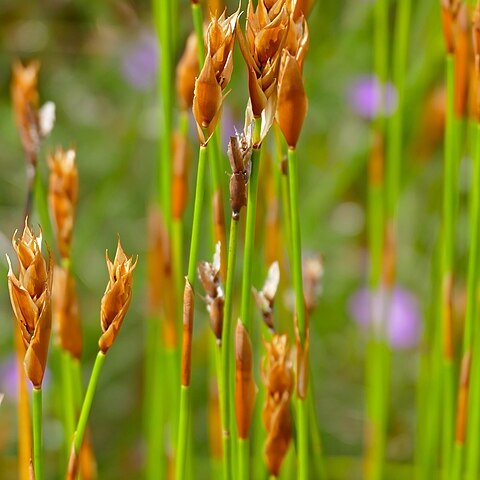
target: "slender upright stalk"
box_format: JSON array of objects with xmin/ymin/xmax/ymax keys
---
[
  {"xmin": 220, "ymin": 216, "xmax": 239, "ymax": 480},
  {"xmin": 32, "ymin": 387, "xmax": 43, "ymax": 480},
  {"xmin": 176, "ymin": 145, "xmax": 208, "ymax": 480},
  {"xmin": 191, "ymin": 2, "xmax": 206, "ymax": 64},
  {"xmin": 61, "ymin": 350, "xmax": 76, "ymax": 445},
  {"xmin": 71, "ymin": 351, "xmax": 106, "ymax": 470},
  {"xmin": 439, "ymin": 54, "xmax": 457, "ymax": 479},
  {"xmin": 287, "ymin": 147, "xmax": 309, "ymax": 480}
]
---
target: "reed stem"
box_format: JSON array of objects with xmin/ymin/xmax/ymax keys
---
[
  {"xmin": 32, "ymin": 387, "xmax": 43, "ymax": 480},
  {"xmin": 73, "ymin": 351, "xmax": 106, "ymax": 457},
  {"xmin": 238, "ymin": 438, "xmax": 249, "ymax": 480},
  {"xmin": 191, "ymin": 3, "xmax": 206, "ymax": 65},
  {"xmin": 61, "ymin": 351, "xmax": 76, "ymax": 446},
  {"xmin": 176, "ymin": 385, "xmax": 191, "ymax": 480}
]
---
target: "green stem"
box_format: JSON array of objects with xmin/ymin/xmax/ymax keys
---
[
  {"xmin": 238, "ymin": 438, "xmax": 249, "ymax": 480},
  {"xmin": 220, "ymin": 216, "xmax": 239, "ymax": 480},
  {"xmin": 287, "ymin": 146, "xmax": 309, "ymax": 479},
  {"xmin": 176, "ymin": 385, "xmax": 191, "ymax": 480},
  {"xmin": 191, "ymin": 3, "xmax": 206, "ymax": 66},
  {"xmin": 187, "ymin": 145, "xmax": 208, "ymax": 284},
  {"xmin": 61, "ymin": 351, "xmax": 76, "ymax": 447},
  {"xmin": 32, "ymin": 387, "xmax": 43, "ymax": 480},
  {"xmin": 240, "ymin": 119, "xmax": 262, "ymax": 330},
  {"xmin": 73, "ymin": 351, "xmax": 106, "ymax": 456},
  {"xmin": 153, "ymin": 0, "xmax": 173, "ymax": 228}
]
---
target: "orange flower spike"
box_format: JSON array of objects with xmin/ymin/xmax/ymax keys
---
[
  {"xmin": 235, "ymin": 321, "xmax": 257, "ymax": 439},
  {"xmin": 48, "ymin": 147, "xmax": 78, "ymax": 259},
  {"xmin": 53, "ymin": 266, "xmax": 82, "ymax": 359},
  {"xmin": 98, "ymin": 239, "xmax": 137, "ymax": 353},
  {"xmin": 176, "ymin": 33, "xmax": 199, "ymax": 111},
  {"xmin": 192, "ymin": 8, "xmax": 240, "ymax": 145},
  {"xmin": 7, "ymin": 222, "xmax": 53, "ymax": 388},
  {"xmin": 454, "ymin": 3, "xmax": 469, "ymax": 119},
  {"xmin": 276, "ymin": 50, "xmax": 308, "ymax": 148}
]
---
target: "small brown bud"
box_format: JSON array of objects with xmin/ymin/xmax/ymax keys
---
[
  {"xmin": 303, "ymin": 254, "xmax": 324, "ymax": 317},
  {"xmin": 454, "ymin": 4, "xmax": 469, "ymax": 118},
  {"xmin": 177, "ymin": 33, "xmax": 199, "ymax": 111},
  {"xmin": 181, "ymin": 279, "xmax": 195, "ymax": 386},
  {"xmin": 276, "ymin": 50, "xmax": 308, "ymax": 148},
  {"xmin": 48, "ymin": 147, "xmax": 78, "ymax": 259},
  {"xmin": 228, "ymin": 133, "xmax": 252, "ymax": 219},
  {"xmin": 441, "ymin": 0, "xmax": 459, "ymax": 55},
  {"xmin": 53, "ymin": 265, "xmax": 82, "ymax": 359},
  {"xmin": 235, "ymin": 321, "xmax": 257, "ymax": 439},
  {"xmin": 7, "ymin": 222, "xmax": 53, "ymax": 388},
  {"xmin": 253, "ymin": 262, "xmax": 280, "ymax": 331},
  {"xmin": 98, "ymin": 239, "xmax": 137, "ymax": 353}
]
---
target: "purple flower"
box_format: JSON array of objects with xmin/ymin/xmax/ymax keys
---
[
  {"xmin": 348, "ymin": 75, "xmax": 397, "ymax": 119},
  {"xmin": 349, "ymin": 286, "xmax": 421, "ymax": 350},
  {"xmin": 0, "ymin": 354, "xmax": 51, "ymax": 401},
  {"xmin": 121, "ymin": 32, "xmax": 158, "ymax": 90}
]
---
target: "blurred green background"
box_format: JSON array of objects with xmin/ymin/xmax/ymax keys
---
[{"xmin": 0, "ymin": 0, "xmax": 456, "ymax": 478}]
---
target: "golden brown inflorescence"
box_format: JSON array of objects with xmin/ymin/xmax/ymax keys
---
[
  {"xmin": 262, "ymin": 334, "xmax": 294, "ymax": 477},
  {"xmin": 11, "ymin": 61, "xmax": 55, "ymax": 166},
  {"xmin": 48, "ymin": 147, "xmax": 79, "ymax": 260},
  {"xmin": 98, "ymin": 239, "xmax": 137, "ymax": 353},
  {"xmin": 198, "ymin": 242, "xmax": 225, "ymax": 343},
  {"xmin": 7, "ymin": 222, "xmax": 53, "ymax": 388},
  {"xmin": 235, "ymin": 320, "xmax": 257, "ymax": 439},
  {"xmin": 192, "ymin": 8, "xmax": 240, "ymax": 144}
]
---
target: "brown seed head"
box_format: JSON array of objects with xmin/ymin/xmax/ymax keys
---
[
  {"xmin": 303, "ymin": 254, "xmax": 323, "ymax": 316},
  {"xmin": 292, "ymin": 0, "xmax": 315, "ymax": 20},
  {"xmin": 48, "ymin": 147, "xmax": 78, "ymax": 259},
  {"xmin": 238, "ymin": 0, "xmax": 290, "ymax": 119},
  {"xmin": 441, "ymin": 0, "xmax": 460, "ymax": 55},
  {"xmin": 98, "ymin": 239, "xmax": 137, "ymax": 353},
  {"xmin": 193, "ymin": 8, "xmax": 240, "ymax": 144},
  {"xmin": 176, "ymin": 33, "xmax": 199, "ymax": 111},
  {"xmin": 7, "ymin": 222, "xmax": 52, "ymax": 388},
  {"xmin": 262, "ymin": 334, "xmax": 294, "ymax": 476},
  {"xmin": 235, "ymin": 320, "xmax": 257, "ymax": 439},
  {"xmin": 53, "ymin": 265, "xmax": 82, "ymax": 359},
  {"xmin": 276, "ymin": 50, "xmax": 308, "ymax": 148}
]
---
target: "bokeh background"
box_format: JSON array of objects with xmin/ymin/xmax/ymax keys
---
[{"xmin": 0, "ymin": 0, "xmax": 455, "ymax": 478}]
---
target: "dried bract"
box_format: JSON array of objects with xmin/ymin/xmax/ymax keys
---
[
  {"xmin": 193, "ymin": 8, "xmax": 240, "ymax": 144},
  {"xmin": 198, "ymin": 242, "xmax": 224, "ymax": 343},
  {"xmin": 182, "ymin": 279, "xmax": 195, "ymax": 386},
  {"xmin": 228, "ymin": 132, "xmax": 253, "ymax": 219},
  {"xmin": 176, "ymin": 33, "xmax": 199, "ymax": 111},
  {"xmin": 48, "ymin": 147, "xmax": 78, "ymax": 259},
  {"xmin": 262, "ymin": 334, "xmax": 294, "ymax": 476},
  {"xmin": 253, "ymin": 261, "xmax": 280, "ymax": 331},
  {"xmin": 7, "ymin": 222, "xmax": 52, "ymax": 388},
  {"xmin": 98, "ymin": 239, "xmax": 137, "ymax": 353},
  {"xmin": 441, "ymin": 0, "xmax": 460, "ymax": 55},
  {"xmin": 53, "ymin": 265, "xmax": 82, "ymax": 359},
  {"xmin": 11, "ymin": 61, "xmax": 55, "ymax": 165},
  {"xmin": 235, "ymin": 321, "xmax": 257, "ymax": 439},
  {"xmin": 303, "ymin": 254, "xmax": 323, "ymax": 316}
]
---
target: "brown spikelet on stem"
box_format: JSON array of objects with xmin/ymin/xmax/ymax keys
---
[
  {"xmin": 228, "ymin": 133, "xmax": 252, "ymax": 219},
  {"xmin": 198, "ymin": 242, "xmax": 224, "ymax": 343},
  {"xmin": 262, "ymin": 334, "xmax": 294, "ymax": 477},
  {"xmin": 53, "ymin": 265, "xmax": 82, "ymax": 359},
  {"xmin": 7, "ymin": 221, "xmax": 53, "ymax": 388},
  {"xmin": 253, "ymin": 262, "xmax": 280, "ymax": 332},
  {"xmin": 235, "ymin": 320, "xmax": 257, "ymax": 439},
  {"xmin": 177, "ymin": 32, "xmax": 199, "ymax": 111},
  {"xmin": 181, "ymin": 279, "xmax": 195, "ymax": 386},
  {"xmin": 303, "ymin": 254, "xmax": 323, "ymax": 318},
  {"xmin": 172, "ymin": 132, "xmax": 191, "ymax": 220},
  {"xmin": 441, "ymin": 0, "xmax": 460, "ymax": 55},
  {"xmin": 193, "ymin": 8, "xmax": 240, "ymax": 144},
  {"xmin": 454, "ymin": 3, "xmax": 470, "ymax": 119},
  {"xmin": 455, "ymin": 351, "xmax": 472, "ymax": 443},
  {"xmin": 148, "ymin": 206, "xmax": 177, "ymax": 348},
  {"xmin": 98, "ymin": 239, "xmax": 137, "ymax": 353},
  {"xmin": 48, "ymin": 147, "xmax": 78, "ymax": 260}
]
